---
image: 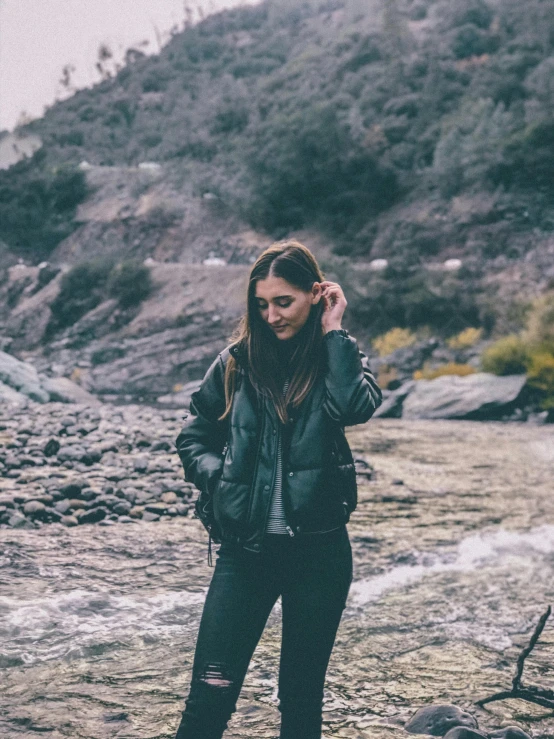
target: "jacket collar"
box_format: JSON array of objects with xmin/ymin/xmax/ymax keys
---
[{"xmin": 229, "ymin": 341, "xmax": 248, "ymax": 368}]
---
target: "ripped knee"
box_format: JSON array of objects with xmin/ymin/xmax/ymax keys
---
[{"xmin": 199, "ymin": 662, "xmax": 233, "ymax": 689}]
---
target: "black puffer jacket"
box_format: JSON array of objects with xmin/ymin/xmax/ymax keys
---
[{"xmin": 175, "ymin": 329, "xmax": 382, "ymax": 553}]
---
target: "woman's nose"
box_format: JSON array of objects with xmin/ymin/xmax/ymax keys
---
[{"xmin": 267, "ymin": 305, "xmax": 280, "ymax": 324}]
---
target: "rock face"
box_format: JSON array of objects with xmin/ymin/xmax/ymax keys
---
[
  {"xmin": 405, "ymin": 704, "xmax": 478, "ymax": 736},
  {"xmin": 402, "ymin": 373, "xmax": 528, "ymax": 420}
]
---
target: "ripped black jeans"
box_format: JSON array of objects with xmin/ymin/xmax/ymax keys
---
[{"xmin": 175, "ymin": 525, "xmax": 352, "ymax": 739}]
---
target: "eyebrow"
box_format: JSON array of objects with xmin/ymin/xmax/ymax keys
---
[{"xmin": 255, "ymin": 294, "xmax": 293, "ymax": 301}]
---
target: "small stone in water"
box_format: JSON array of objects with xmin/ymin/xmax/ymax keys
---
[
  {"xmin": 143, "ymin": 511, "xmax": 160, "ymax": 522},
  {"xmin": 43, "ymin": 438, "xmax": 60, "ymax": 456},
  {"xmin": 405, "ymin": 704, "xmax": 478, "ymax": 735},
  {"xmin": 443, "ymin": 729, "xmax": 487, "ymax": 739},
  {"xmin": 61, "ymin": 515, "xmax": 79, "ymax": 527},
  {"xmin": 489, "ymin": 728, "xmax": 532, "ymax": 739}
]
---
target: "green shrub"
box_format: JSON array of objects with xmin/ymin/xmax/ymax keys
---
[
  {"xmin": 0, "ymin": 153, "xmax": 87, "ymax": 257},
  {"xmin": 481, "ymin": 335, "xmax": 530, "ymax": 375},
  {"xmin": 49, "ymin": 258, "xmax": 114, "ymax": 330},
  {"xmin": 107, "ymin": 260, "xmax": 153, "ymax": 308},
  {"xmin": 47, "ymin": 259, "xmax": 152, "ymax": 335},
  {"xmin": 526, "ymin": 352, "xmax": 554, "ymax": 409}
]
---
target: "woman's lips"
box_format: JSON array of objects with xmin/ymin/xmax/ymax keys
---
[{"xmin": 272, "ymin": 325, "xmax": 288, "ymax": 331}]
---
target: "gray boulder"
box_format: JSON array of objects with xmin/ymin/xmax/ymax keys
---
[
  {"xmin": 374, "ymin": 381, "xmax": 415, "ymax": 418},
  {"xmin": 0, "ymin": 351, "xmax": 49, "ymax": 402},
  {"xmin": 402, "ymin": 373, "xmax": 527, "ymax": 420},
  {"xmin": 40, "ymin": 376, "xmax": 99, "ymax": 404},
  {"xmin": 0, "ymin": 380, "xmax": 27, "ymax": 405},
  {"xmin": 405, "ymin": 704, "xmax": 478, "ymax": 735}
]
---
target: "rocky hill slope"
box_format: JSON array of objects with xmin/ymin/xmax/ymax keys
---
[{"xmin": 1, "ymin": 0, "xmax": 553, "ymax": 401}]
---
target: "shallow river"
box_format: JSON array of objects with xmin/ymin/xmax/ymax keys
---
[{"xmin": 1, "ymin": 419, "xmax": 554, "ymax": 738}]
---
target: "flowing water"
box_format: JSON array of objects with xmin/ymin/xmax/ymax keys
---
[{"xmin": 1, "ymin": 419, "xmax": 554, "ymax": 738}]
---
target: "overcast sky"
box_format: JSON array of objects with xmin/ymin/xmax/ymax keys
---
[{"xmin": 0, "ymin": 0, "xmax": 253, "ymax": 132}]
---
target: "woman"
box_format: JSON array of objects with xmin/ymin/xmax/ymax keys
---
[{"xmin": 174, "ymin": 240, "xmax": 382, "ymax": 739}]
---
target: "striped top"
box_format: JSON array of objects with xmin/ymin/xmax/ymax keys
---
[{"xmin": 265, "ymin": 379, "xmax": 290, "ymax": 534}]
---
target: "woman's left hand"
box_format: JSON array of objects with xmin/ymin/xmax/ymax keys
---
[{"xmin": 319, "ymin": 281, "xmax": 347, "ymax": 334}]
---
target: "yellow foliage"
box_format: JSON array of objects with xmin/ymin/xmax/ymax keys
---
[
  {"xmin": 70, "ymin": 367, "xmax": 82, "ymax": 385},
  {"xmin": 414, "ymin": 362, "xmax": 477, "ymax": 380},
  {"xmin": 481, "ymin": 335, "xmax": 530, "ymax": 375},
  {"xmin": 173, "ymin": 383, "xmax": 184, "ymax": 393},
  {"xmin": 372, "ymin": 327, "xmax": 416, "ymax": 357},
  {"xmin": 446, "ymin": 327, "xmax": 483, "ymax": 349}
]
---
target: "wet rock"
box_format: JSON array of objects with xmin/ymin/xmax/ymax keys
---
[
  {"xmin": 117, "ymin": 515, "xmax": 135, "ymax": 524},
  {"xmin": 77, "ymin": 507, "xmax": 108, "ymax": 524},
  {"xmin": 57, "ymin": 445, "xmax": 86, "ymax": 463},
  {"xmin": 60, "ymin": 515, "xmax": 79, "ymax": 526},
  {"xmin": 405, "ymin": 704, "xmax": 478, "ymax": 735},
  {"xmin": 8, "ymin": 512, "xmax": 33, "ymax": 528},
  {"xmin": 23, "ymin": 500, "xmax": 46, "ymax": 517},
  {"xmin": 129, "ymin": 506, "xmax": 144, "ymax": 518},
  {"xmin": 145, "ymin": 502, "xmax": 168, "ymax": 515},
  {"xmin": 68, "ymin": 499, "xmax": 87, "ymax": 511},
  {"xmin": 402, "ymin": 374, "xmax": 528, "ymax": 420},
  {"xmin": 152, "ymin": 439, "xmax": 172, "ymax": 452},
  {"xmin": 133, "ymin": 456, "xmax": 148, "ymax": 472},
  {"xmin": 113, "ymin": 500, "xmax": 131, "ymax": 515},
  {"xmin": 443, "ymin": 729, "xmax": 486, "ymax": 739},
  {"xmin": 142, "ymin": 511, "xmax": 160, "ymax": 522},
  {"xmin": 54, "ymin": 500, "xmax": 72, "ymax": 514},
  {"xmin": 43, "ymin": 438, "xmax": 60, "ymax": 456},
  {"xmin": 488, "ymin": 728, "xmax": 532, "ymax": 739},
  {"xmin": 59, "ymin": 481, "xmax": 86, "ymax": 497}
]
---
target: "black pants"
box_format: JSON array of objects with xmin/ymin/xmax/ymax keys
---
[{"xmin": 175, "ymin": 526, "xmax": 352, "ymax": 739}]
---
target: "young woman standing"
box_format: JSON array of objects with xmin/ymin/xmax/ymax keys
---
[{"xmin": 174, "ymin": 240, "xmax": 382, "ymax": 739}]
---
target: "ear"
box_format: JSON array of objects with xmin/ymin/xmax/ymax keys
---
[{"xmin": 311, "ymin": 282, "xmax": 322, "ymax": 305}]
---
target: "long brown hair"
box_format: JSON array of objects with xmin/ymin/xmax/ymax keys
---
[{"xmin": 218, "ymin": 240, "xmax": 325, "ymax": 424}]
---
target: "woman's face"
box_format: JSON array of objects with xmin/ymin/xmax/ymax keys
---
[{"xmin": 254, "ymin": 275, "xmax": 321, "ymax": 340}]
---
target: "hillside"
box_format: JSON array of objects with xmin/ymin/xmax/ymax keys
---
[{"xmin": 0, "ymin": 0, "xmax": 554, "ymax": 400}]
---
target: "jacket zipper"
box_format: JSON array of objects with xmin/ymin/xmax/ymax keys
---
[
  {"xmin": 245, "ymin": 410, "xmax": 265, "ymax": 527},
  {"xmin": 260, "ymin": 407, "xmax": 283, "ymax": 540}
]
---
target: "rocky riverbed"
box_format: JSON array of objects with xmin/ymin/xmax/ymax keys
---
[{"xmin": 1, "ymin": 403, "xmax": 554, "ymax": 738}]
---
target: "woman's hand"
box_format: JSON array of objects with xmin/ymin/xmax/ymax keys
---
[{"xmin": 319, "ymin": 281, "xmax": 347, "ymax": 334}]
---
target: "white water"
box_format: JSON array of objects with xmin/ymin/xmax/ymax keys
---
[
  {"xmin": 350, "ymin": 524, "xmax": 554, "ymax": 606},
  {"xmin": 3, "ymin": 525, "xmax": 554, "ymax": 667}
]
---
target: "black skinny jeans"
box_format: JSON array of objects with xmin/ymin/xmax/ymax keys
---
[{"xmin": 175, "ymin": 526, "xmax": 352, "ymax": 739}]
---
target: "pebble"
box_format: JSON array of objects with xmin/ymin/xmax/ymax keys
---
[{"xmin": 406, "ymin": 704, "xmax": 478, "ymax": 735}]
